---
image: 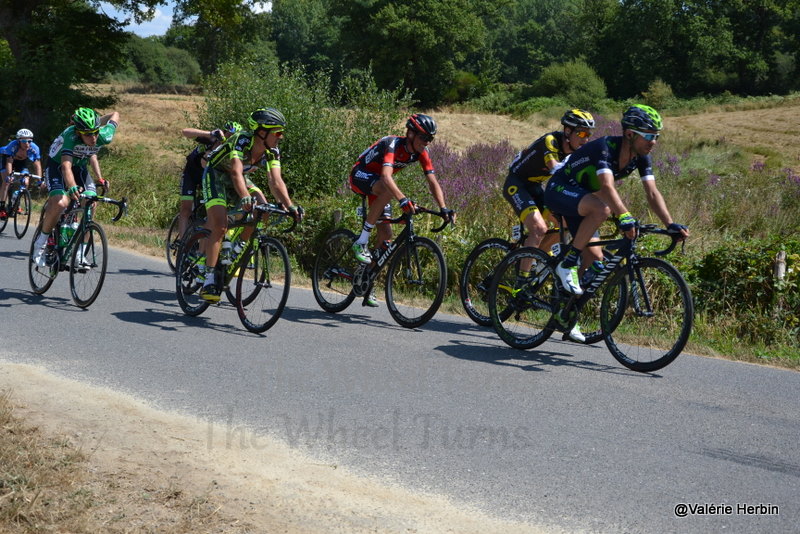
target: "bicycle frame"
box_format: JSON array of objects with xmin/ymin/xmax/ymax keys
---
[{"xmin": 50, "ymin": 194, "xmax": 127, "ymax": 270}]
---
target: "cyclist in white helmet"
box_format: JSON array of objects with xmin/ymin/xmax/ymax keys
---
[{"xmin": 0, "ymin": 128, "xmax": 42, "ymax": 219}]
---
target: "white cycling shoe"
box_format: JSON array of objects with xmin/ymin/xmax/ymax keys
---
[{"xmin": 556, "ymin": 262, "xmax": 584, "ymax": 295}]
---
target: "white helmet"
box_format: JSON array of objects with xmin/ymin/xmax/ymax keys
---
[{"xmin": 16, "ymin": 128, "xmax": 33, "ymax": 139}]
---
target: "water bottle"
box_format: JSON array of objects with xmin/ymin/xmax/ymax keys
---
[
  {"xmin": 59, "ymin": 219, "xmax": 78, "ymax": 247},
  {"xmin": 11, "ymin": 190, "xmax": 19, "ymax": 203},
  {"xmin": 580, "ymin": 260, "xmax": 605, "ymax": 287},
  {"xmin": 220, "ymin": 238, "xmax": 233, "ymax": 265}
]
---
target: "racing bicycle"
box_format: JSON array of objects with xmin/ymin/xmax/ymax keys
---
[
  {"xmin": 312, "ymin": 198, "xmax": 451, "ymax": 329},
  {"xmin": 175, "ymin": 202, "xmax": 297, "ymax": 333},
  {"xmin": 165, "ymin": 193, "xmax": 206, "ymax": 273},
  {"xmin": 487, "ymin": 223, "xmax": 693, "ymax": 372},
  {"xmin": 0, "ymin": 172, "xmax": 39, "ymax": 239},
  {"xmin": 28, "ymin": 192, "xmax": 127, "ymax": 308}
]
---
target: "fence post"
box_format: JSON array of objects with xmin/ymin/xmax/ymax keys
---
[
  {"xmin": 333, "ymin": 209, "xmax": 342, "ymax": 226},
  {"xmin": 773, "ymin": 250, "xmax": 786, "ymax": 316}
]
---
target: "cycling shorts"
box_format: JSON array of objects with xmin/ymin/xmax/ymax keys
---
[
  {"xmin": 180, "ymin": 150, "xmax": 205, "ymax": 200},
  {"xmin": 543, "ymin": 175, "xmax": 593, "ymax": 237},
  {"xmin": 45, "ymin": 160, "xmax": 97, "ymax": 197},
  {"xmin": 202, "ymin": 167, "xmax": 263, "ymax": 209},
  {"xmin": 349, "ymin": 169, "xmax": 392, "ymax": 218},
  {"xmin": 502, "ymin": 173, "xmax": 551, "ymax": 223}
]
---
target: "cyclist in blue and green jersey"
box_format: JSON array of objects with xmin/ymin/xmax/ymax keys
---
[
  {"xmin": 544, "ymin": 104, "xmax": 689, "ymax": 295},
  {"xmin": 197, "ymin": 108, "xmax": 302, "ymax": 302},
  {"xmin": 0, "ymin": 128, "xmax": 42, "ymax": 219},
  {"xmin": 32, "ymin": 107, "xmax": 119, "ymax": 267}
]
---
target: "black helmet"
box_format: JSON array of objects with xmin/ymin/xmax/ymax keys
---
[
  {"xmin": 621, "ymin": 104, "xmax": 663, "ymax": 131},
  {"xmin": 248, "ymin": 108, "xmax": 286, "ymax": 131},
  {"xmin": 406, "ymin": 113, "xmax": 437, "ymax": 137},
  {"xmin": 72, "ymin": 107, "xmax": 100, "ymax": 131},
  {"xmin": 561, "ymin": 109, "xmax": 595, "ymax": 129}
]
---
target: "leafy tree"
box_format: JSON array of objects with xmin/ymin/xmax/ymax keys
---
[{"xmin": 271, "ymin": 0, "xmax": 343, "ymax": 75}]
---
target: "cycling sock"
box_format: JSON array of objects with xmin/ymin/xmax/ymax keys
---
[
  {"xmin": 204, "ymin": 271, "xmax": 216, "ymax": 286},
  {"xmin": 35, "ymin": 232, "xmax": 50, "ymax": 247},
  {"xmin": 562, "ymin": 246, "xmax": 581, "ymax": 268},
  {"xmin": 356, "ymin": 221, "xmax": 375, "ymax": 245}
]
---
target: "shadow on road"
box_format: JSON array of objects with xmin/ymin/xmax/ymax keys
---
[{"xmin": 0, "ymin": 287, "xmax": 87, "ymax": 312}]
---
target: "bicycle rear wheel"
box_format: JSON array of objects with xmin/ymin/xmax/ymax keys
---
[
  {"xmin": 460, "ymin": 238, "xmax": 512, "ymax": 326},
  {"xmin": 165, "ymin": 213, "xmax": 182, "ymax": 272},
  {"xmin": 312, "ymin": 229, "xmax": 358, "ymax": 313},
  {"xmin": 0, "ymin": 192, "xmax": 8, "ymax": 233},
  {"xmin": 385, "ymin": 236, "xmax": 446, "ymax": 329},
  {"xmin": 175, "ymin": 229, "xmax": 211, "ymax": 316},
  {"xmin": 488, "ymin": 247, "xmax": 556, "ymax": 349},
  {"xmin": 13, "ymin": 189, "xmax": 31, "ymax": 239},
  {"xmin": 236, "ymin": 236, "xmax": 291, "ymax": 333},
  {"xmin": 70, "ymin": 222, "xmax": 108, "ymax": 308},
  {"xmin": 601, "ymin": 257, "xmax": 693, "ymax": 372},
  {"xmin": 28, "ymin": 224, "xmax": 57, "ymax": 294}
]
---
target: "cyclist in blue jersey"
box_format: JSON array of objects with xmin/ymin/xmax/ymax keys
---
[
  {"xmin": 0, "ymin": 128, "xmax": 42, "ymax": 219},
  {"xmin": 544, "ymin": 104, "xmax": 689, "ymax": 296},
  {"xmin": 32, "ymin": 107, "xmax": 120, "ymax": 267}
]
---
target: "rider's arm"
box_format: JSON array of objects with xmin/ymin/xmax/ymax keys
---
[
  {"xmin": 32, "ymin": 160, "xmax": 42, "ymax": 177},
  {"xmin": 377, "ymin": 165, "xmax": 407, "ymax": 202},
  {"xmin": 424, "ymin": 172, "xmax": 447, "ymax": 209},
  {"xmin": 182, "ymin": 128, "xmax": 218, "ymax": 143},
  {"xmin": 266, "ymin": 166, "xmax": 293, "ymax": 209},
  {"xmin": 99, "ymin": 111, "xmax": 120, "ymax": 126},
  {"xmin": 88, "ymin": 154, "xmax": 104, "ymax": 186},
  {"xmin": 60, "ymin": 155, "xmax": 79, "ymax": 198},
  {"xmin": 641, "ymin": 180, "xmax": 687, "ymax": 236},
  {"xmin": 228, "ymin": 157, "xmax": 251, "ymax": 202}
]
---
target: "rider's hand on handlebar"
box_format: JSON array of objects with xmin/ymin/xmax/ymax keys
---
[
  {"xmin": 238, "ymin": 195, "xmax": 254, "ymax": 212},
  {"xmin": 97, "ymin": 178, "xmax": 109, "ymax": 192},
  {"xmin": 399, "ymin": 197, "xmax": 417, "ymax": 214},
  {"xmin": 618, "ymin": 211, "xmax": 637, "ymax": 239},
  {"xmin": 68, "ymin": 185, "xmax": 81, "ymax": 201},
  {"xmin": 667, "ymin": 222, "xmax": 689, "ymax": 240},
  {"xmin": 289, "ymin": 205, "xmax": 304, "ymax": 222},
  {"xmin": 440, "ymin": 207, "xmax": 455, "ymax": 224}
]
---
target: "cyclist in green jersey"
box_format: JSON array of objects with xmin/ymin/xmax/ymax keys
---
[
  {"xmin": 197, "ymin": 108, "xmax": 302, "ymax": 302},
  {"xmin": 32, "ymin": 107, "xmax": 119, "ymax": 267}
]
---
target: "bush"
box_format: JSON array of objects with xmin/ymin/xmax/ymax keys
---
[
  {"xmin": 530, "ymin": 59, "xmax": 607, "ymax": 110},
  {"xmin": 641, "ymin": 79, "xmax": 677, "ymax": 109}
]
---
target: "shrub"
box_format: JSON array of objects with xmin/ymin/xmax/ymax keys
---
[
  {"xmin": 530, "ymin": 59, "xmax": 607, "ymax": 110},
  {"xmin": 641, "ymin": 79, "xmax": 677, "ymax": 109}
]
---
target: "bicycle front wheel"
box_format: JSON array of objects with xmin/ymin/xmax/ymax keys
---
[
  {"xmin": 28, "ymin": 224, "xmax": 57, "ymax": 294},
  {"xmin": 175, "ymin": 229, "xmax": 211, "ymax": 316},
  {"xmin": 460, "ymin": 238, "xmax": 512, "ymax": 326},
  {"xmin": 488, "ymin": 247, "xmax": 556, "ymax": 349},
  {"xmin": 70, "ymin": 222, "xmax": 108, "ymax": 308},
  {"xmin": 236, "ymin": 236, "xmax": 291, "ymax": 333},
  {"xmin": 601, "ymin": 257, "xmax": 694, "ymax": 372},
  {"xmin": 385, "ymin": 237, "xmax": 446, "ymax": 329},
  {"xmin": 0, "ymin": 193, "xmax": 8, "ymax": 233},
  {"xmin": 312, "ymin": 229, "xmax": 358, "ymax": 313},
  {"xmin": 13, "ymin": 189, "xmax": 31, "ymax": 239}
]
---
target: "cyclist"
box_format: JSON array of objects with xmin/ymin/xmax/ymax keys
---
[
  {"xmin": 0, "ymin": 128, "xmax": 42, "ymax": 219},
  {"xmin": 348, "ymin": 113, "xmax": 455, "ymax": 307},
  {"xmin": 197, "ymin": 107, "xmax": 302, "ymax": 302},
  {"xmin": 177, "ymin": 121, "xmax": 241, "ymax": 238},
  {"xmin": 32, "ymin": 107, "xmax": 120, "ymax": 268},
  {"xmin": 544, "ymin": 104, "xmax": 689, "ymax": 299}
]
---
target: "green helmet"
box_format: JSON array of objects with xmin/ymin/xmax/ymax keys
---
[
  {"xmin": 72, "ymin": 107, "xmax": 100, "ymax": 131},
  {"xmin": 248, "ymin": 108, "xmax": 286, "ymax": 132},
  {"xmin": 223, "ymin": 121, "xmax": 242, "ymax": 134},
  {"xmin": 621, "ymin": 104, "xmax": 663, "ymax": 131}
]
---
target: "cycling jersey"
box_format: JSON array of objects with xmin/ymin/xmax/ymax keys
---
[
  {"xmin": 48, "ymin": 122, "xmax": 117, "ymax": 167},
  {"xmin": 203, "ymin": 131, "xmax": 270, "ymax": 208},
  {"xmin": 181, "ymin": 134, "xmax": 219, "ymax": 200},
  {"xmin": 1, "ymin": 139, "xmax": 42, "ymax": 162},
  {"xmin": 349, "ymin": 135, "xmax": 434, "ymax": 197},
  {"xmin": 508, "ymin": 131, "xmax": 565, "ymax": 183}
]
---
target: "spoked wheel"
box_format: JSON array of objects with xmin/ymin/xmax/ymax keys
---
[
  {"xmin": 236, "ymin": 236, "xmax": 291, "ymax": 333},
  {"xmin": 460, "ymin": 238, "xmax": 512, "ymax": 326},
  {"xmin": 488, "ymin": 247, "xmax": 556, "ymax": 349},
  {"xmin": 28, "ymin": 224, "xmax": 58, "ymax": 294},
  {"xmin": 385, "ymin": 236, "xmax": 446, "ymax": 329},
  {"xmin": 574, "ymin": 275, "xmax": 627, "ymax": 345},
  {"xmin": 69, "ymin": 222, "xmax": 108, "ymax": 308},
  {"xmin": 601, "ymin": 257, "xmax": 694, "ymax": 372},
  {"xmin": 0, "ymin": 193, "xmax": 8, "ymax": 233},
  {"xmin": 165, "ymin": 213, "xmax": 182, "ymax": 272},
  {"xmin": 311, "ymin": 229, "xmax": 358, "ymax": 313},
  {"xmin": 175, "ymin": 229, "xmax": 211, "ymax": 316},
  {"xmin": 13, "ymin": 189, "xmax": 31, "ymax": 239}
]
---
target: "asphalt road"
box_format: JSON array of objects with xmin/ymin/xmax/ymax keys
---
[{"xmin": 1, "ymin": 230, "xmax": 798, "ymax": 533}]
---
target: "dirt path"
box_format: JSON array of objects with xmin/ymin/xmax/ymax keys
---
[{"xmin": 0, "ymin": 362, "xmax": 546, "ymax": 533}]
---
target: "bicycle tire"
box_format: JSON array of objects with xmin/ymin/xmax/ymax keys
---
[
  {"xmin": 574, "ymin": 273, "xmax": 627, "ymax": 345},
  {"xmin": 488, "ymin": 247, "xmax": 556, "ymax": 349},
  {"xmin": 601, "ymin": 257, "xmax": 694, "ymax": 372},
  {"xmin": 312, "ymin": 229, "xmax": 358, "ymax": 313},
  {"xmin": 28, "ymin": 224, "xmax": 57, "ymax": 294},
  {"xmin": 175, "ymin": 229, "xmax": 211, "ymax": 316},
  {"xmin": 0, "ymin": 192, "xmax": 8, "ymax": 233},
  {"xmin": 460, "ymin": 238, "xmax": 512, "ymax": 326},
  {"xmin": 385, "ymin": 236, "xmax": 446, "ymax": 329},
  {"xmin": 236, "ymin": 236, "xmax": 291, "ymax": 333},
  {"xmin": 70, "ymin": 222, "xmax": 108, "ymax": 308},
  {"xmin": 13, "ymin": 189, "xmax": 31, "ymax": 239},
  {"xmin": 165, "ymin": 213, "xmax": 181, "ymax": 272}
]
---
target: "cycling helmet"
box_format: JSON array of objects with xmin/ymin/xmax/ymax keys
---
[
  {"xmin": 560, "ymin": 109, "xmax": 595, "ymax": 129},
  {"xmin": 223, "ymin": 121, "xmax": 242, "ymax": 133},
  {"xmin": 621, "ymin": 104, "xmax": 663, "ymax": 131},
  {"xmin": 248, "ymin": 108, "xmax": 286, "ymax": 131},
  {"xmin": 406, "ymin": 113, "xmax": 437, "ymax": 137},
  {"xmin": 15, "ymin": 128, "xmax": 33, "ymax": 139},
  {"xmin": 71, "ymin": 107, "xmax": 100, "ymax": 131}
]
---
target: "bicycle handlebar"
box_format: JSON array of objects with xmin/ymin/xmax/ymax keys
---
[
  {"xmin": 254, "ymin": 202, "xmax": 299, "ymax": 233},
  {"xmin": 377, "ymin": 206, "xmax": 452, "ymax": 233},
  {"xmin": 637, "ymin": 224, "xmax": 686, "ymax": 256},
  {"xmin": 78, "ymin": 193, "xmax": 128, "ymax": 222}
]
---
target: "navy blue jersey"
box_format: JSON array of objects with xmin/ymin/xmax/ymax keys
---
[{"xmin": 554, "ymin": 136, "xmax": 654, "ymax": 191}]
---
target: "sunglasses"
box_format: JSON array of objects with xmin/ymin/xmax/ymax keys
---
[
  {"xmin": 417, "ymin": 132, "xmax": 434, "ymax": 143},
  {"xmin": 78, "ymin": 129, "xmax": 100, "ymax": 136},
  {"xmin": 19, "ymin": 139, "xmax": 32, "ymax": 143},
  {"xmin": 572, "ymin": 130, "xmax": 592, "ymax": 139},
  {"xmin": 631, "ymin": 130, "xmax": 660, "ymax": 142},
  {"xmin": 271, "ymin": 130, "xmax": 284, "ymax": 138}
]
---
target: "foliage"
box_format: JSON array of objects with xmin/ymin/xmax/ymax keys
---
[
  {"xmin": 199, "ymin": 59, "xmax": 411, "ymax": 200},
  {"xmin": 529, "ymin": 59, "xmax": 607, "ymax": 110}
]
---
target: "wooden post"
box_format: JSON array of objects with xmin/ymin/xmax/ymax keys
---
[
  {"xmin": 333, "ymin": 209, "xmax": 342, "ymax": 226},
  {"xmin": 774, "ymin": 250, "xmax": 787, "ymax": 316}
]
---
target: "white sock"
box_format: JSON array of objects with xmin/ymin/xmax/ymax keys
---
[{"xmin": 35, "ymin": 232, "xmax": 49, "ymax": 247}]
